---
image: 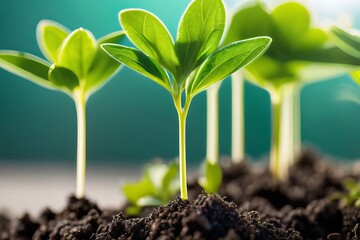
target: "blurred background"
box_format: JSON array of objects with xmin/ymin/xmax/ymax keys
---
[{"xmin": 0, "ymin": 0, "xmax": 360, "ymax": 214}]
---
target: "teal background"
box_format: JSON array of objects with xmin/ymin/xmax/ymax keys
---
[{"xmin": 0, "ymin": 0, "xmax": 360, "ymax": 165}]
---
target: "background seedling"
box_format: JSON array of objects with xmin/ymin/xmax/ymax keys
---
[
  {"xmin": 122, "ymin": 161, "xmax": 179, "ymax": 215},
  {"xmin": 223, "ymin": 1, "xmax": 360, "ymax": 181},
  {"xmin": 329, "ymin": 26, "xmax": 360, "ymax": 207},
  {"xmin": 0, "ymin": 20, "xmax": 124, "ymax": 198},
  {"xmin": 102, "ymin": 0, "xmax": 271, "ymax": 199}
]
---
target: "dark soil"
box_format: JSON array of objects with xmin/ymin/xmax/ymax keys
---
[
  {"xmin": 1, "ymin": 150, "xmax": 360, "ymax": 239},
  {"xmin": 188, "ymin": 150, "xmax": 360, "ymax": 240}
]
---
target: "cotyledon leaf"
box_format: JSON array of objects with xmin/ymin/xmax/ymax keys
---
[
  {"xmin": 0, "ymin": 50, "xmax": 54, "ymax": 89},
  {"xmin": 48, "ymin": 64, "xmax": 79, "ymax": 94},
  {"xmin": 189, "ymin": 37, "xmax": 272, "ymax": 96},
  {"xmin": 85, "ymin": 31, "xmax": 125, "ymax": 93},
  {"xmin": 120, "ymin": 9, "xmax": 178, "ymax": 75},
  {"xmin": 176, "ymin": 0, "xmax": 225, "ymax": 78},
  {"xmin": 330, "ymin": 26, "xmax": 360, "ymax": 59},
  {"xmin": 57, "ymin": 28, "xmax": 97, "ymax": 80},
  {"xmin": 36, "ymin": 20, "xmax": 70, "ymax": 62},
  {"xmin": 102, "ymin": 44, "xmax": 171, "ymax": 91}
]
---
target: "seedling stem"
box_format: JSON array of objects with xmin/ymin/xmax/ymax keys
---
[
  {"xmin": 75, "ymin": 92, "xmax": 87, "ymax": 198},
  {"xmin": 175, "ymin": 95, "xmax": 191, "ymax": 200},
  {"xmin": 231, "ymin": 70, "xmax": 244, "ymax": 163},
  {"xmin": 206, "ymin": 83, "xmax": 220, "ymax": 165}
]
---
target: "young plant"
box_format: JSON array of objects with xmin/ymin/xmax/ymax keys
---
[
  {"xmin": 0, "ymin": 20, "xmax": 124, "ymax": 198},
  {"xmin": 122, "ymin": 161, "xmax": 179, "ymax": 215},
  {"xmin": 333, "ymin": 178, "xmax": 360, "ymax": 207},
  {"xmin": 102, "ymin": 0, "xmax": 271, "ymax": 199},
  {"xmin": 223, "ymin": 1, "xmax": 360, "ymax": 181}
]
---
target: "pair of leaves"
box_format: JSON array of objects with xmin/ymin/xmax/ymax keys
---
[
  {"xmin": 120, "ymin": 0, "xmax": 225, "ymax": 84},
  {"xmin": 0, "ymin": 20, "xmax": 124, "ymax": 99},
  {"xmin": 122, "ymin": 162, "xmax": 179, "ymax": 215},
  {"xmin": 224, "ymin": 1, "xmax": 356, "ymax": 90},
  {"xmin": 102, "ymin": 0, "xmax": 271, "ymax": 98}
]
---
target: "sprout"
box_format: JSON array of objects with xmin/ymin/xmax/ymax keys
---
[
  {"xmin": 122, "ymin": 161, "xmax": 179, "ymax": 215},
  {"xmin": 223, "ymin": 1, "xmax": 360, "ymax": 181},
  {"xmin": 333, "ymin": 178, "xmax": 360, "ymax": 207},
  {"xmin": 102, "ymin": 0, "xmax": 271, "ymax": 199},
  {"xmin": 0, "ymin": 20, "xmax": 124, "ymax": 198}
]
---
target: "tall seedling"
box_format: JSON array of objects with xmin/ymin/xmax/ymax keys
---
[
  {"xmin": 0, "ymin": 20, "xmax": 124, "ymax": 198},
  {"xmin": 223, "ymin": 1, "xmax": 360, "ymax": 181},
  {"xmin": 102, "ymin": 0, "xmax": 271, "ymax": 199}
]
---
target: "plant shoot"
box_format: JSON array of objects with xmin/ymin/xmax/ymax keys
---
[
  {"xmin": 0, "ymin": 20, "xmax": 124, "ymax": 198},
  {"xmin": 102, "ymin": 0, "xmax": 271, "ymax": 199}
]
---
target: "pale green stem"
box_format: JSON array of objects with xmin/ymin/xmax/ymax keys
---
[
  {"xmin": 280, "ymin": 85, "xmax": 294, "ymax": 169},
  {"xmin": 75, "ymin": 93, "xmax": 87, "ymax": 198},
  {"xmin": 292, "ymin": 85, "xmax": 301, "ymax": 162},
  {"xmin": 231, "ymin": 70, "xmax": 244, "ymax": 163},
  {"xmin": 270, "ymin": 90, "xmax": 284, "ymax": 181},
  {"xmin": 175, "ymin": 94, "xmax": 191, "ymax": 200},
  {"xmin": 206, "ymin": 83, "xmax": 221, "ymax": 165},
  {"xmin": 271, "ymin": 85, "xmax": 301, "ymax": 181}
]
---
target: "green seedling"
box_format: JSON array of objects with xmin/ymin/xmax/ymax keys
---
[
  {"xmin": 102, "ymin": 0, "xmax": 271, "ymax": 199},
  {"xmin": 329, "ymin": 26, "xmax": 360, "ymax": 207},
  {"xmin": 123, "ymin": 161, "xmax": 179, "ymax": 215},
  {"xmin": 333, "ymin": 178, "xmax": 360, "ymax": 207},
  {"xmin": 0, "ymin": 20, "xmax": 124, "ymax": 198},
  {"xmin": 223, "ymin": 1, "xmax": 360, "ymax": 181}
]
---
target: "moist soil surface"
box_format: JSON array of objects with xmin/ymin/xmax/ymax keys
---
[{"xmin": 1, "ymin": 150, "xmax": 360, "ymax": 240}]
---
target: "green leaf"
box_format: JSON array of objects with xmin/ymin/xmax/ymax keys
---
[
  {"xmin": 330, "ymin": 26, "xmax": 360, "ymax": 59},
  {"xmin": 189, "ymin": 37, "xmax": 272, "ymax": 96},
  {"xmin": 271, "ymin": 2, "xmax": 310, "ymax": 51},
  {"xmin": 57, "ymin": 28, "xmax": 97, "ymax": 79},
  {"xmin": 0, "ymin": 50, "xmax": 53, "ymax": 89},
  {"xmin": 223, "ymin": 2, "xmax": 273, "ymax": 46},
  {"xmin": 198, "ymin": 160, "xmax": 222, "ymax": 193},
  {"xmin": 85, "ymin": 31, "xmax": 125, "ymax": 94},
  {"xmin": 120, "ymin": 9, "xmax": 177, "ymax": 75},
  {"xmin": 122, "ymin": 177, "xmax": 154, "ymax": 204},
  {"xmin": 176, "ymin": 0, "xmax": 225, "ymax": 77},
  {"xmin": 98, "ymin": 31, "xmax": 125, "ymax": 45},
  {"xmin": 48, "ymin": 64, "xmax": 79, "ymax": 93},
  {"xmin": 351, "ymin": 71, "xmax": 360, "ymax": 86},
  {"xmin": 137, "ymin": 196, "xmax": 164, "ymax": 207},
  {"xmin": 162, "ymin": 163, "xmax": 179, "ymax": 194},
  {"xmin": 36, "ymin": 20, "xmax": 70, "ymax": 62},
  {"xmin": 101, "ymin": 44, "xmax": 171, "ymax": 91}
]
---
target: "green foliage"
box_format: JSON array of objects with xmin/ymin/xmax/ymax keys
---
[
  {"xmin": 36, "ymin": 20, "xmax": 70, "ymax": 63},
  {"xmin": 0, "ymin": 20, "xmax": 124, "ymax": 100},
  {"xmin": 188, "ymin": 37, "xmax": 271, "ymax": 96},
  {"xmin": 120, "ymin": 9, "xmax": 178, "ymax": 75},
  {"xmin": 198, "ymin": 160, "xmax": 222, "ymax": 193},
  {"xmin": 224, "ymin": 1, "xmax": 360, "ymax": 90},
  {"xmin": 330, "ymin": 26, "xmax": 360, "ymax": 85},
  {"xmin": 102, "ymin": 45, "xmax": 171, "ymax": 91},
  {"xmin": 176, "ymin": 0, "xmax": 225, "ymax": 80},
  {"xmin": 0, "ymin": 20, "xmax": 124, "ymax": 197},
  {"xmin": 123, "ymin": 162, "xmax": 179, "ymax": 215},
  {"xmin": 330, "ymin": 26, "xmax": 360, "ymax": 59},
  {"xmin": 102, "ymin": 0, "xmax": 271, "ymax": 199},
  {"xmin": 333, "ymin": 179, "xmax": 360, "ymax": 207}
]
